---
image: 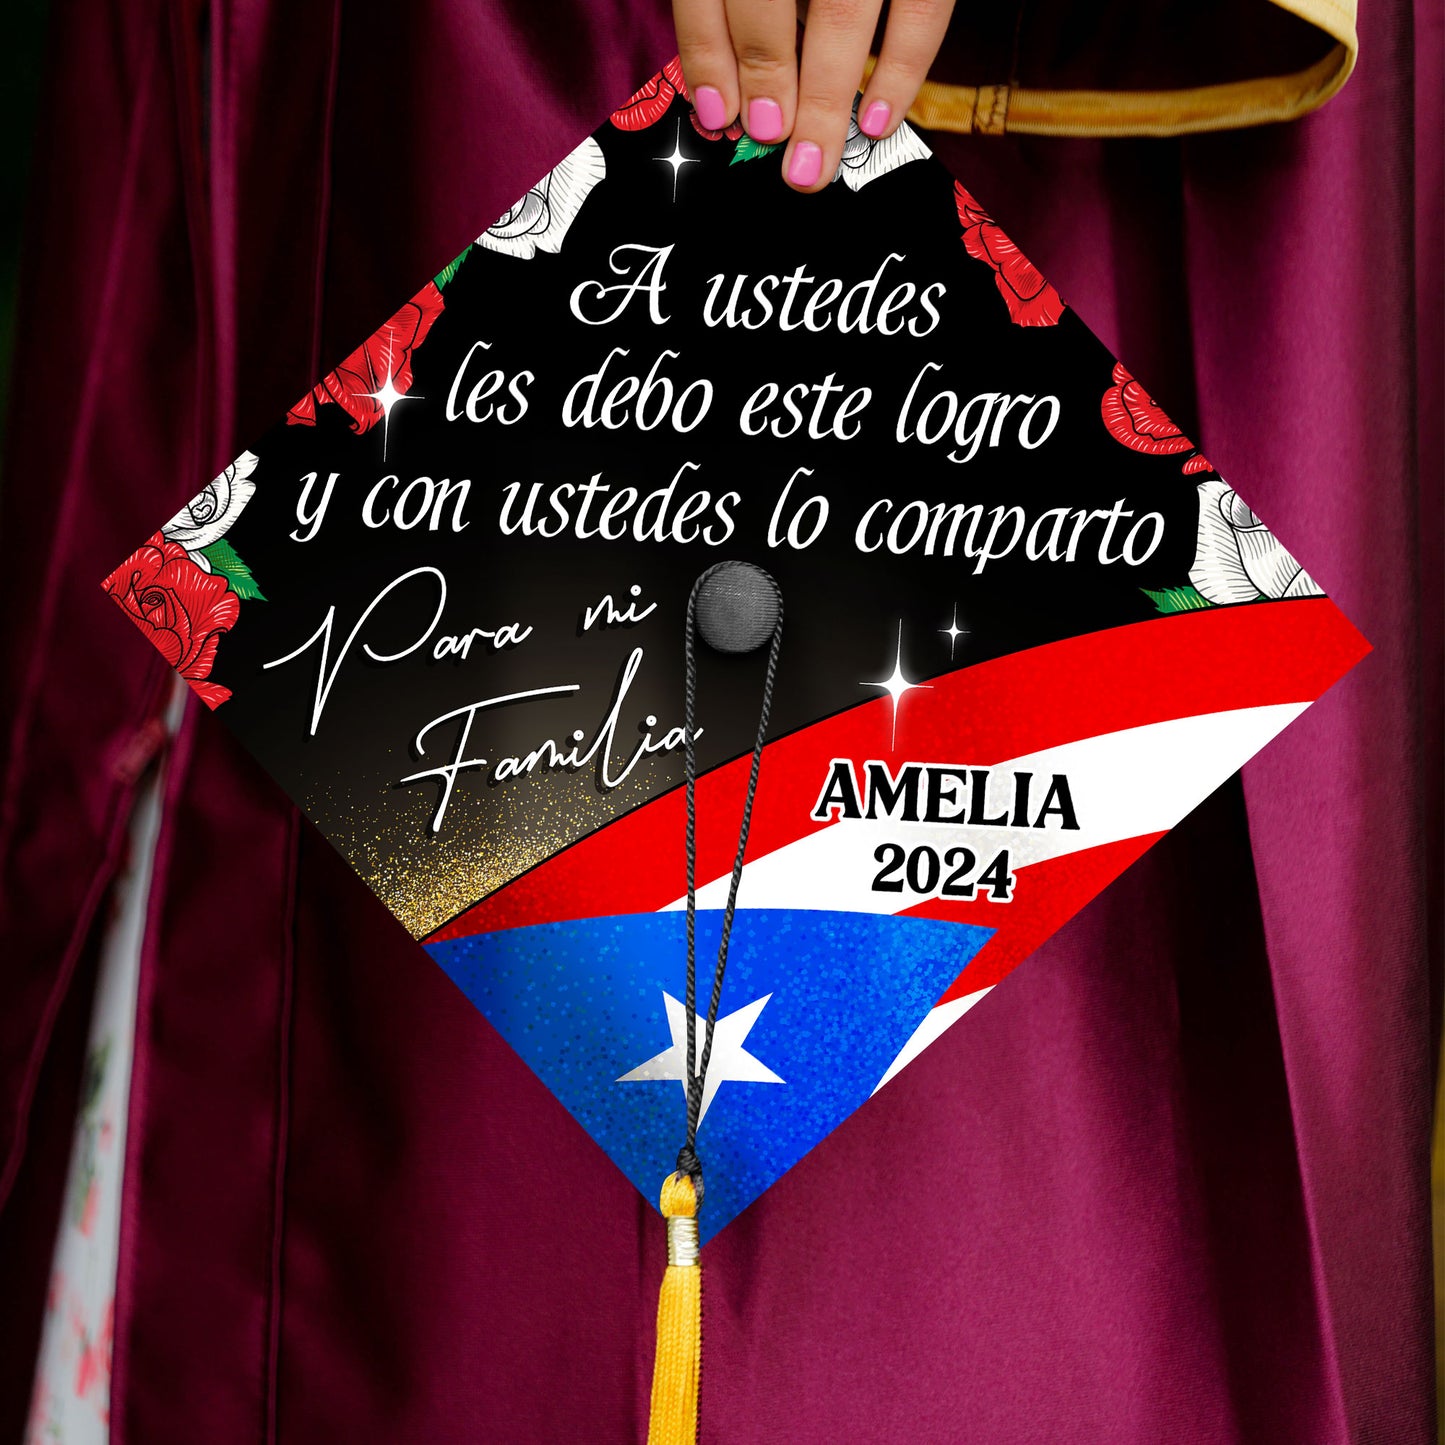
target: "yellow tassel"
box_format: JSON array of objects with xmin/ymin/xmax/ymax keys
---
[{"xmin": 646, "ymin": 1172, "xmax": 702, "ymax": 1445}]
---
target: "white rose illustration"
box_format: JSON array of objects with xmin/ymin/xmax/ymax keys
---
[
  {"xmin": 834, "ymin": 114, "xmax": 930, "ymax": 192},
  {"xmin": 162, "ymin": 449, "xmax": 259, "ymax": 558},
  {"xmin": 478, "ymin": 136, "xmax": 606, "ymax": 259},
  {"xmin": 1188, "ymin": 478, "xmax": 1324, "ymax": 603}
]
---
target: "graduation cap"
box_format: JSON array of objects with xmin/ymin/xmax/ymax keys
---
[{"xmin": 102, "ymin": 58, "xmax": 1367, "ymax": 1443}]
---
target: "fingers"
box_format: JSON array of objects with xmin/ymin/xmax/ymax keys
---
[
  {"xmin": 673, "ymin": 0, "xmax": 952, "ymax": 193},
  {"xmin": 724, "ymin": 0, "xmax": 802, "ymax": 144},
  {"xmin": 673, "ymin": 0, "xmax": 741, "ymax": 132},
  {"xmin": 857, "ymin": 0, "xmax": 954, "ymax": 138},
  {"xmin": 782, "ymin": 0, "xmax": 882, "ymax": 191}
]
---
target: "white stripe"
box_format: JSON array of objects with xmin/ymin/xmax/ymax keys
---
[
  {"xmin": 663, "ymin": 702, "xmax": 1307, "ymax": 915},
  {"xmin": 872, "ymin": 988, "xmax": 994, "ymax": 1092}
]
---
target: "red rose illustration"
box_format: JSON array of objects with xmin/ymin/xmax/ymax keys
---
[
  {"xmin": 73, "ymin": 1301, "xmax": 113, "ymax": 1401},
  {"xmin": 692, "ymin": 114, "xmax": 744, "ymax": 142},
  {"xmin": 1100, "ymin": 361, "xmax": 1212, "ymax": 472},
  {"xmin": 609, "ymin": 54, "xmax": 743, "ymax": 141},
  {"xmin": 611, "ymin": 56, "xmax": 688, "ymax": 131},
  {"xmin": 954, "ymin": 182, "xmax": 1065, "ymax": 327},
  {"xmin": 287, "ymin": 280, "xmax": 445, "ymax": 435},
  {"xmin": 103, "ymin": 533, "xmax": 240, "ymax": 709}
]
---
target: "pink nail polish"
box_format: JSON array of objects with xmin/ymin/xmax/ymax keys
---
[
  {"xmin": 860, "ymin": 100, "xmax": 891, "ymax": 137},
  {"xmin": 787, "ymin": 141, "xmax": 823, "ymax": 188},
  {"xmin": 747, "ymin": 97, "xmax": 785, "ymax": 143},
  {"xmin": 695, "ymin": 86, "xmax": 728, "ymax": 132}
]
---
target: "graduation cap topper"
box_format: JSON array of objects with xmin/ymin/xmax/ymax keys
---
[{"xmin": 105, "ymin": 62, "xmax": 1366, "ymax": 1251}]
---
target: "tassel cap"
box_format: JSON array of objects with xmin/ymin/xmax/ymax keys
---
[{"xmin": 666, "ymin": 1214, "xmax": 699, "ymax": 1267}]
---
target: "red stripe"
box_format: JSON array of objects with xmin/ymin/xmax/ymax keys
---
[{"xmin": 427, "ymin": 599, "xmax": 1365, "ymax": 943}]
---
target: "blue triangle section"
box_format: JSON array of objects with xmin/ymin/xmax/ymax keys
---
[{"xmin": 427, "ymin": 909, "xmax": 992, "ymax": 1243}]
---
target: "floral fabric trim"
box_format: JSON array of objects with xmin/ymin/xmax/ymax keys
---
[{"xmin": 26, "ymin": 693, "xmax": 179, "ymax": 1444}]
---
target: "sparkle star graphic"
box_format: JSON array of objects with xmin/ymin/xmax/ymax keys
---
[
  {"xmin": 941, "ymin": 603, "xmax": 969, "ymax": 660},
  {"xmin": 656, "ymin": 119, "xmax": 700, "ymax": 201},
  {"xmin": 618, "ymin": 991, "xmax": 784, "ymax": 1125},
  {"xmin": 365, "ymin": 363, "xmax": 420, "ymax": 460},
  {"xmin": 863, "ymin": 621, "xmax": 931, "ymax": 749}
]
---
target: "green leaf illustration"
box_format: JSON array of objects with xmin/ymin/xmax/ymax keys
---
[
  {"xmin": 200, "ymin": 538, "xmax": 267, "ymax": 601},
  {"xmin": 80, "ymin": 1038, "xmax": 110, "ymax": 1115},
  {"xmin": 1141, "ymin": 584, "xmax": 1213, "ymax": 615},
  {"xmin": 434, "ymin": 245, "xmax": 472, "ymax": 290},
  {"xmin": 730, "ymin": 137, "xmax": 781, "ymax": 166}
]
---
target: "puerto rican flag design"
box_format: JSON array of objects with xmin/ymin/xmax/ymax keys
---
[{"xmin": 425, "ymin": 599, "xmax": 1367, "ymax": 1242}]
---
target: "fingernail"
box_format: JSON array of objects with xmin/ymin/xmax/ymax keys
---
[
  {"xmin": 747, "ymin": 97, "xmax": 785, "ymax": 143},
  {"xmin": 860, "ymin": 100, "xmax": 891, "ymax": 137},
  {"xmin": 787, "ymin": 141, "xmax": 823, "ymax": 188},
  {"xmin": 694, "ymin": 86, "xmax": 728, "ymax": 132}
]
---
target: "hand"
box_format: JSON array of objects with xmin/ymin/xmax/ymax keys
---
[{"xmin": 672, "ymin": 0, "xmax": 955, "ymax": 193}]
